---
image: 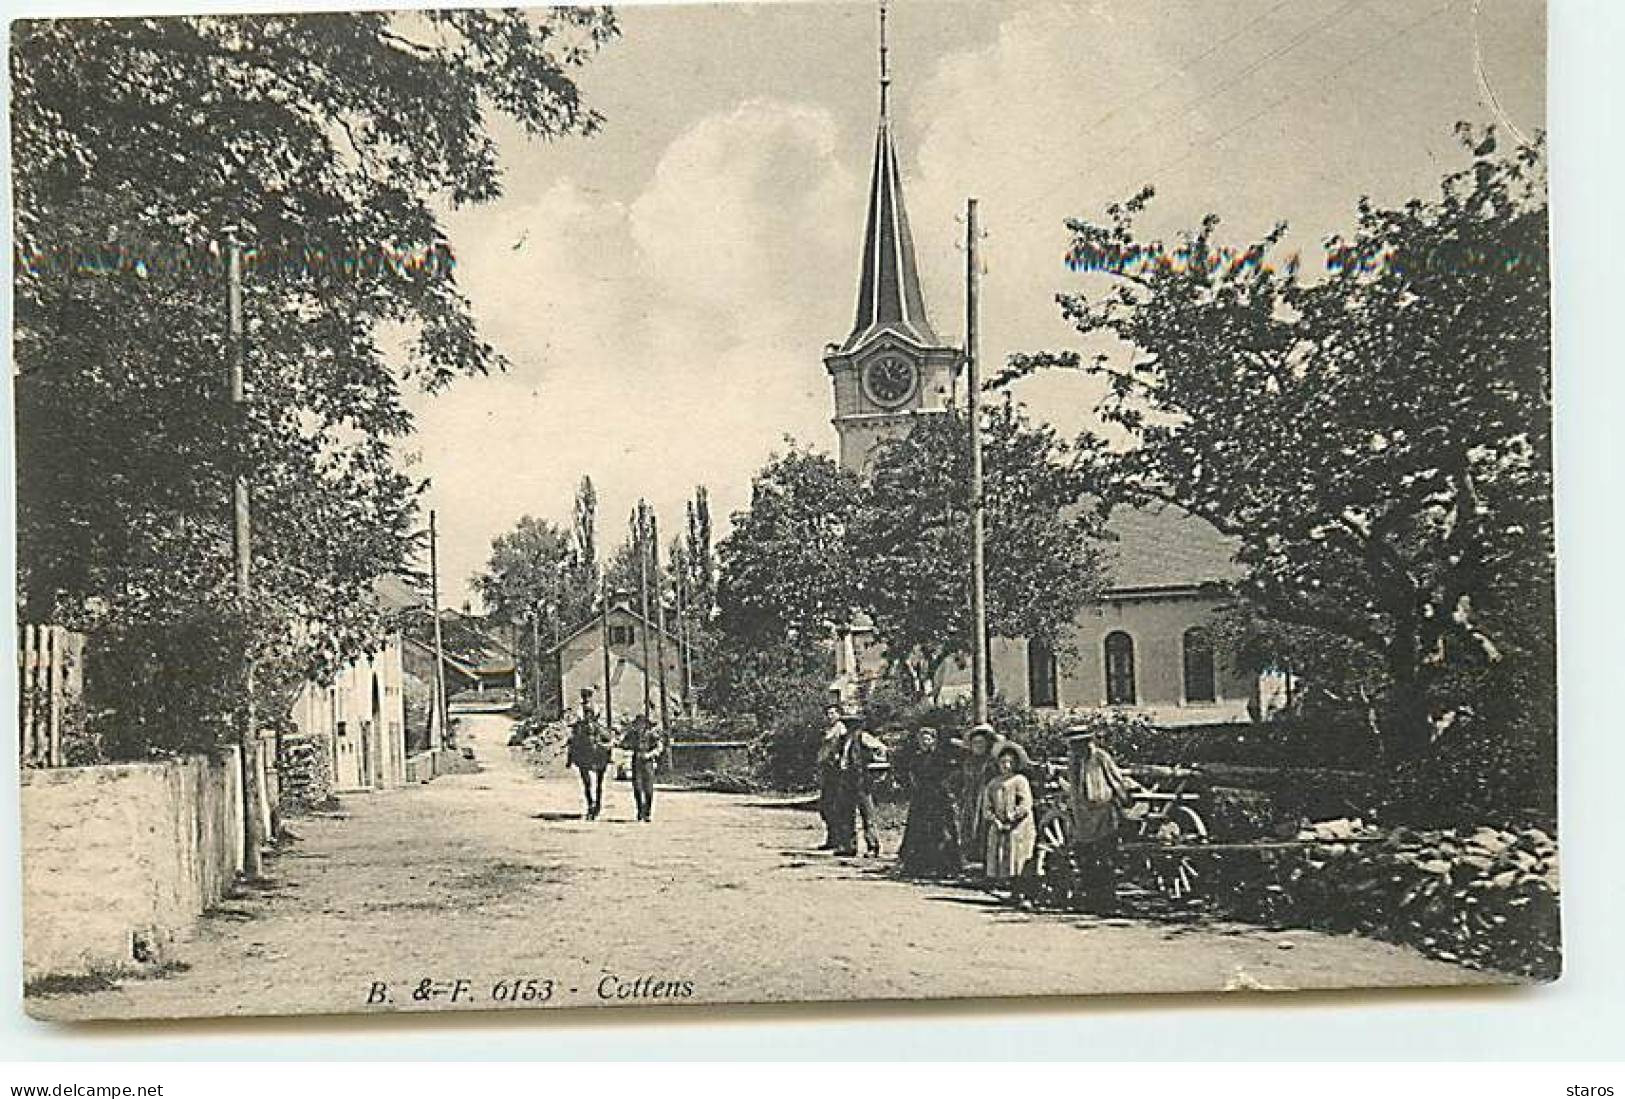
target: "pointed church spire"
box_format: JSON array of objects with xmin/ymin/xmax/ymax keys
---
[{"xmin": 844, "ymin": 0, "xmax": 939, "ymax": 352}]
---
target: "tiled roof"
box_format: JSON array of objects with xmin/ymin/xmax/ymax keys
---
[
  {"xmin": 549, "ymin": 600, "xmax": 682, "ymax": 656},
  {"xmin": 1101, "ymin": 504, "xmax": 1243, "ymax": 592},
  {"xmin": 371, "ymin": 573, "xmax": 425, "ymax": 613},
  {"xmin": 403, "ymin": 607, "xmax": 515, "ymax": 674}
]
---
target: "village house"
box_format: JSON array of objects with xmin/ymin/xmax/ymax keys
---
[
  {"xmin": 407, "ymin": 607, "xmax": 518, "ymax": 705},
  {"xmin": 286, "ymin": 575, "xmax": 416, "ymax": 796},
  {"xmin": 549, "ymin": 597, "xmax": 684, "ymax": 727}
]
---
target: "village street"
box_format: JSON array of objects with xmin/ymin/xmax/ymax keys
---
[{"xmin": 30, "ymin": 714, "xmax": 1491, "ymax": 1022}]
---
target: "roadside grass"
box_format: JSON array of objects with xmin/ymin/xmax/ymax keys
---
[{"xmin": 24, "ymin": 959, "xmax": 191, "ymax": 998}]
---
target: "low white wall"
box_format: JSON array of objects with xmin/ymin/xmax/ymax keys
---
[{"xmin": 20, "ymin": 741, "xmax": 273, "ymax": 979}]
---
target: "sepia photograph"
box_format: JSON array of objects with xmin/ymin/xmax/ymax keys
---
[{"xmin": 10, "ymin": 0, "xmax": 1557, "ymax": 1025}]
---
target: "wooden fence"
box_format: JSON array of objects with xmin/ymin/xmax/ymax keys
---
[{"xmin": 19, "ymin": 624, "xmax": 86, "ymax": 768}]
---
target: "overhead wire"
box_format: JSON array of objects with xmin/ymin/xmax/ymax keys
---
[
  {"xmin": 978, "ymin": 0, "xmax": 1379, "ymax": 240},
  {"xmin": 1137, "ymin": 0, "xmax": 1461, "ymax": 182}
]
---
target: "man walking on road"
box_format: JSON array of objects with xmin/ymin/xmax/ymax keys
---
[
  {"xmin": 621, "ymin": 713, "xmax": 666, "ymax": 822},
  {"xmin": 831, "ymin": 714, "xmax": 887, "ymax": 858},
  {"xmin": 567, "ymin": 688, "xmax": 612, "ymax": 820},
  {"xmin": 816, "ymin": 704, "xmax": 847, "ymax": 849}
]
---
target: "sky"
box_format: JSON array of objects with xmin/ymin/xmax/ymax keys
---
[{"xmin": 403, "ymin": 0, "xmax": 1547, "ymax": 608}]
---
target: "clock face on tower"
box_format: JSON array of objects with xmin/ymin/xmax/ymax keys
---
[{"xmin": 862, "ymin": 354, "xmax": 918, "ymax": 408}]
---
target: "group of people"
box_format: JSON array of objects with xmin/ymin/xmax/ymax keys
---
[
  {"xmin": 818, "ymin": 704, "xmax": 1139, "ymax": 912},
  {"xmin": 564, "ymin": 687, "xmax": 667, "ymax": 823}
]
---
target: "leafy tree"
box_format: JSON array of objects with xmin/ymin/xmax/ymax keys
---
[
  {"xmin": 571, "ymin": 475, "xmax": 601, "ymax": 601},
  {"xmin": 682, "ymin": 486, "xmax": 718, "ymax": 623},
  {"xmin": 11, "ymin": 11, "xmax": 615, "ymax": 755},
  {"xmin": 710, "ymin": 446, "xmax": 862, "ymax": 720},
  {"xmin": 473, "ymin": 517, "xmax": 579, "ymax": 630},
  {"xmin": 663, "ymin": 486, "xmax": 717, "ymax": 711},
  {"xmin": 470, "ymin": 515, "xmax": 584, "ymax": 707},
  {"xmin": 716, "ymin": 447, "xmax": 861, "ymax": 649},
  {"xmin": 1017, "ymin": 127, "xmax": 1551, "ymax": 763},
  {"xmin": 850, "ymin": 402, "xmax": 1107, "ymax": 698}
]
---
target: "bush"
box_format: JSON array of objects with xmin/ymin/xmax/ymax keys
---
[
  {"xmin": 1382, "ymin": 713, "xmax": 1557, "ymax": 831},
  {"xmin": 676, "ymin": 763, "xmax": 767, "ymax": 795},
  {"xmin": 748, "ymin": 679, "xmax": 833, "ymax": 791},
  {"xmin": 1105, "ymin": 713, "xmax": 1377, "ymax": 770},
  {"xmin": 85, "ymin": 616, "xmax": 244, "ymax": 760},
  {"xmin": 669, "ymin": 714, "xmax": 759, "ymax": 743}
]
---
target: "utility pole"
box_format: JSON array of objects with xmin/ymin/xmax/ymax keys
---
[
  {"xmin": 599, "ymin": 571, "xmax": 613, "ymax": 728},
  {"xmin": 531, "ymin": 605, "xmax": 542, "ymax": 715},
  {"xmin": 673, "ymin": 555, "xmax": 694, "ymax": 718},
  {"xmin": 429, "ymin": 510, "xmax": 450, "ymax": 748},
  {"xmin": 228, "ymin": 240, "xmax": 267, "ymax": 880},
  {"xmin": 511, "ymin": 620, "xmax": 522, "ymax": 706},
  {"xmin": 966, "ymin": 198, "xmax": 990, "ymax": 726},
  {"xmin": 650, "ymin": 509, "xmax": 671, "ymax": 733},
  {"xmin": 635, "ymin": 502, "xmax": 654, "ymax": 722}
]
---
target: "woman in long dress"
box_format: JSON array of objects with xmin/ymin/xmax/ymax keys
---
[
  {"xmin": 957, "ymin": 724, "xmax": 1005, "ymax": 867},
  {"xmin": 897, "ymin": 727, "xmax": 961, "ymax": 878},
  {"xmin": 981, "ymin": 743, "xmax": 1036, "ymax": 889}
]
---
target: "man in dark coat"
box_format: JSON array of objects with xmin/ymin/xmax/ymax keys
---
[
  {"xmin": 620, "ymin": 713, "xmax": 666, "ymax": 823},
  {"xmin": 815, "ymin": 705, "xmax": 847, "ymax": 850},
  {"xmin": 566, "ymin": 688, "xmax": 612, "ymax": 820},
  {"xmin": 831, "ymin": 714, "xmax": 887, "ymax": 857}
]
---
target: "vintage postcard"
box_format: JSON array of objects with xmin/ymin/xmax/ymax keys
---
[{"xmin": 12, "ymin": 0, "xmax": 1555, "ymax": 1022}]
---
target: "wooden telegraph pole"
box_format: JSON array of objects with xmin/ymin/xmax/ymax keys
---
[
  {"xmin": 599, "ymin": 572, "xmax": 613, "ymax": 726},
  {"xmin": 228, "ymin": 240, "xmax": 267, "ymax": 880},
  {"xmin": 966, "ymin": 199, "xmax": 990, "ymax": 725},
  {"xmin": 649, "ymin": 509, "xmax": 671, "ymax": 732},
  {"xmin": 635, "ymin": 501, "xmax": 654, "ymax": 723},
  {"xmin": 429, "ymin": 510, "xmax": 450, "ymax": 747},
  {"xmin": 673, "ymin": 558, "xmax": 691, "ymax": 717},
  {"xmin": 531, "ymin": 603, "xmax": 542, "ymax": 715}
]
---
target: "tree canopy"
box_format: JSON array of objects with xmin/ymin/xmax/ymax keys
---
[
  {"xmin": 715, "ymin": 447, "xmax": 862, "ymax": 653},
  {"xmin": 12, "ymin": 11, "xmax": 615, "ymax": 754},
  {"xmin": 1013, "ymin": 127, "xmax": 1551, "ymax": 762},
  {"xmin": 710, "ymin": 413, "xmax": 1107, "ymax": 710},
  {"xmin": 851, "ymin": 403, "xmax": 1106, "ymax": 695}
]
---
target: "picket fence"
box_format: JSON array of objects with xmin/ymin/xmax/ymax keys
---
[{"xmin": 18, "ymin": 623, "xmax": 86, "ymax": 768}]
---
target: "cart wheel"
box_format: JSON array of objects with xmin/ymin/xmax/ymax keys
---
[
  {"xmin": 1030, "ymin": 807, "xmax": 1072, "ymax": 886},
  {"xmin": 1038, "ymin": 809, "xmax": 1071, "ymax": 853},
  {"xmin": 1172, "ymin": 805, "xmax": 1209, "ymax": 842}
]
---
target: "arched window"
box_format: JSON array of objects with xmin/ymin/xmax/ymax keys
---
[
  {"xmin": 1183, "ymin": 626, "xmax": 1217, "ymax": 703},
  {"xmin": 1104, "ymin": 631, "xmax": 1136, "ymax": 706},
  {"xmin": 1027, "ymin": 638, "xmax": 1059, "ymax": 709}
]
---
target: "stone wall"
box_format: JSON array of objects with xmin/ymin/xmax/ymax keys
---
[
  {"xmin": 667, "ymin": 741, "xmax": 752, "ymax": 776},
  {"xmin": 20, "ymin": 743, "xmax": 272, "ymax": 980},
  {"xmin": 404, "ymin": 746, "xmax": 477, "ymax": 784}
]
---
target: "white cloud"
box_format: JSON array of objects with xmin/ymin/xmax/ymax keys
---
[
  {"xmin": 403, "ymin": 0, "xmax": 1543, "ymax": 606},
  {"xmin": 407, "ymin": 99, "xmax": 862, "ymax": 603}
]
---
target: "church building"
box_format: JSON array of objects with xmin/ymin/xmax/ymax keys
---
[{"xmin": 826, "ymin": 9, "xmax": 1270, "ymax": 727}]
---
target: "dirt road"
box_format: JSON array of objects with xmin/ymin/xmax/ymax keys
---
[{"xmin": 29, "ymin": 713, "xmax": 1495, "ymax": 1021}]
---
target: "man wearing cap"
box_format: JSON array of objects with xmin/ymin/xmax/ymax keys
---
[
  {"xmin": 815, "ymin": 704, "xmax": 847, "ymax": 850},
  {"xmin": 620, "ymin": 712, "xmax": 666, "ymax": 823},
  {"xmin": 1061, "ymin": 724, "xmax": 1137, "ymax": 913},
  {"xmin": 566, "ymin": 687, "xmax": 613, "ymax": 820},
  {"xmin": 831, "ymin": 713, "xmax": 887, "ymax": 857}
]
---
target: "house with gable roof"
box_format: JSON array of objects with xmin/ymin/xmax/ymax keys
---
[{"xmin": 548, "ymin": 595, "xmax": 684, "ymax": 728}]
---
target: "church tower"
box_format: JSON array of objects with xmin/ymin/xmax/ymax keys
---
[{"xmin": 824, "ymin": 2, "xmax": 961, "ymax": 473}]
